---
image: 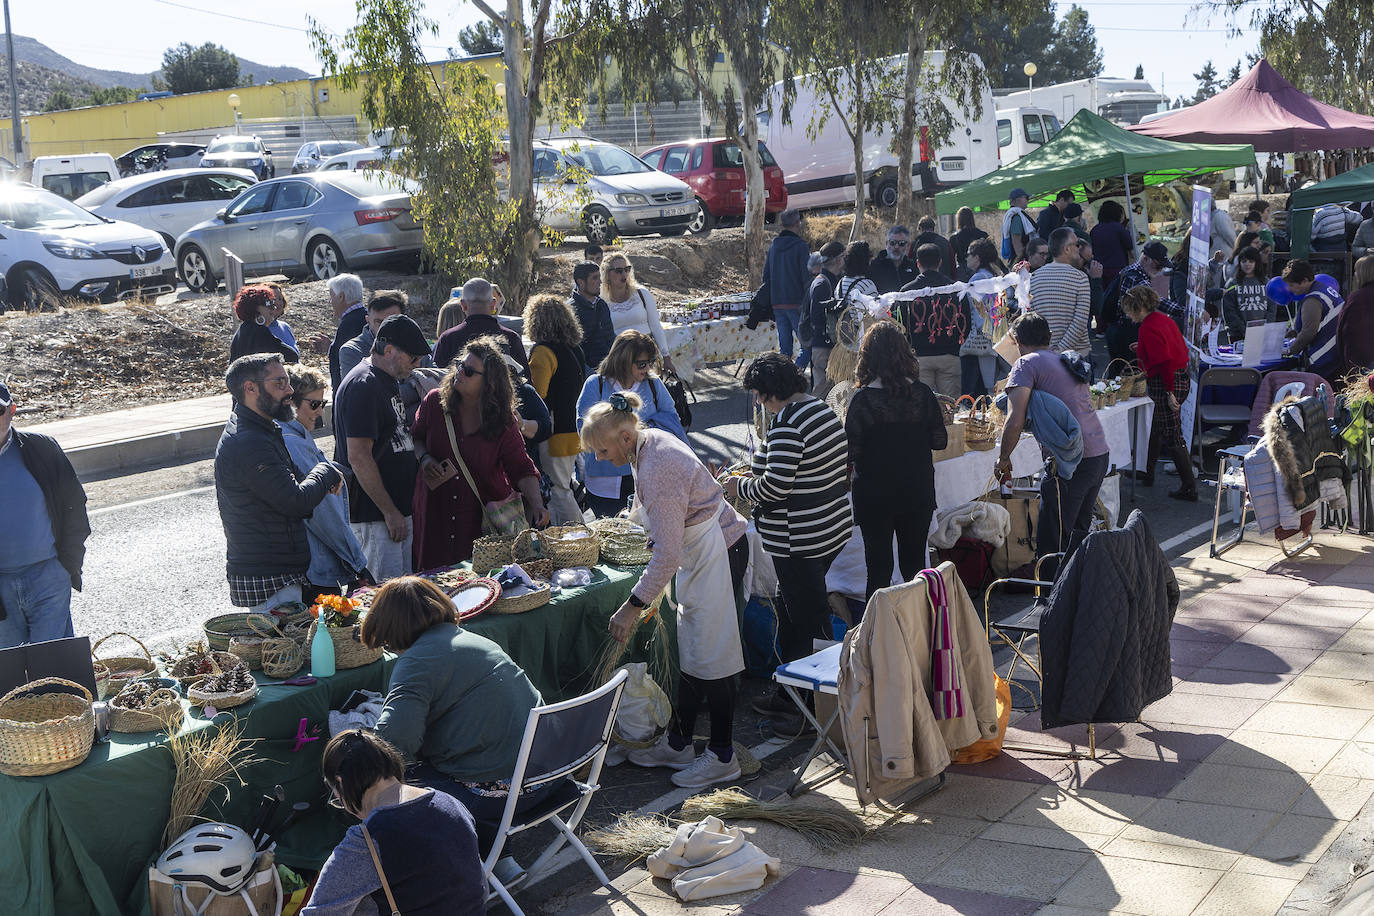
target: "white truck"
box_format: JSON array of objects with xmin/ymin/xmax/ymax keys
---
[
  {"xmin": 995, "ymin": 77, "xmax": 1167, "ymax": 128},
  {"xmin": 995, "ymin": 106, "xmax": 1062, "ymax": 166},
  {"xmin": 758, "ymin": 51, "xmax": 999, "ymax": 211}
]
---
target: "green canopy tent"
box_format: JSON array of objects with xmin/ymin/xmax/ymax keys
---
[
  {"xmin": 1286, "ymin": 163, "xmax": 1374, "ymax": 259},
  {"xmin": 934, "ymin": 111, "xmax": 1256, "ymax": 236}
]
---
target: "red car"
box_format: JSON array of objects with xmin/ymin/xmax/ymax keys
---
[{"xmin": 641, "ymin": 138, "xmax": 788, "ymax": 234}]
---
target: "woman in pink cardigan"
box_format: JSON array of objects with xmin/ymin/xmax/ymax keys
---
[{"xmin": 582, "ymin": 392, "xmax": 749, "ymax": 790}]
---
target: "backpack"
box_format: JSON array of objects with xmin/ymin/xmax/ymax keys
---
[{"xmin": 662, "ymin": 370, "xmax": 695, "ymax": 428}]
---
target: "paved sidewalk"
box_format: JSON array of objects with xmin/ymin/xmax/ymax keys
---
[
  {"xmin": 20, "ymin": 394, "xmax": 234, "ymax": 475},
  {"xmin": 548, "ymin": 530, "xmax": 1374, "ymax": 916}
]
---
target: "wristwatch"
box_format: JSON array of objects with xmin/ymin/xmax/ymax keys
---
[{"xmin": 628, "ymin": 593, "xmax": 648, "ymax": 610}]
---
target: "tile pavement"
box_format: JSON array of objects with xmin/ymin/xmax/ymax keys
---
[{"xmin": 557, "ymin": 535, "xmax": 1374, "ymax": 916}]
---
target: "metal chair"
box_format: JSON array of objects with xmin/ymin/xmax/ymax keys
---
[
  {"xmin": 1197, "ymin": 367, "xmax": 1261, "ymax": 466},
  {"xmin": 482, "ymin": 668, "xmax": 629, "ymax": 916},
  {"xmin": 1210, "ymin": 443, "xmax": 1315, "ymax": 560}
]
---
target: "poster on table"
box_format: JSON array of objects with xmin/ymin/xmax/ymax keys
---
[{"xmin": 1178, "ymin": 185, "xmax": 1213, "ymax": 449}]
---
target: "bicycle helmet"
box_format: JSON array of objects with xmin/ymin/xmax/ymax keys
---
[{"xmin": 156, "ymin": 823, "xmax": 257, "ymax": 894}]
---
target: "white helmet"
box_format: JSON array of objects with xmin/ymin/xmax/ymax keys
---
[{"xmin": 156, "ymin": 823, "xmax": 258, "ymax": 894}]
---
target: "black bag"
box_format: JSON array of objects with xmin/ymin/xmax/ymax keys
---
[
  {"xmin": 746, "ymin": 282, "xmax": 773, "ymax": 330},
  {"xmin": 663, "ymin": 370, "xmax": 695, "ymax": 428}
]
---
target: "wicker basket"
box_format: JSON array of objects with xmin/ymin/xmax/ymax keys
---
[
  {"xmin": 167, "ymin": 654, "xmax": 223, "ymax": 690},
  {"xmin": 1104, "ymin": 387, "xmax": 1119, "ymax": 407},
  {"xmin": 510, "ymin": 531, "xmax": 555, "ymax": 581},
  {"xmin": 534, "ymin": 525, "xmax": 600, "ymax": 570},
  {"xmin": 109, "ymin": 686, "xmax": 184, "ymax": 734},
  {"xmin": 492, "ymin": 580, "xmax": 552, "ymax": 615},
  {"xmin": 961, "ymin": 396, "xmax": 999, "ymax": 451},
  {"xmin": 716, "ymin": 466, "xmax": 754, "ymax": 520},
  {"xmin": 228, "ymin": 636, "xmax": 266, "ymax": 671},
  {"xmin": 1106, "ymin": 358, "xmax": 1143, "ymax": 399},
  {"xmin": 93, "ymin": 661, "xmax": 110, "ymax": 701},
  {"xmin": 0, "ymin": 677, "xmax": 94, "ymax": 777},
  {"xmin": 307, "ymin": 622, "xmax": 383, "ymax": 670},
  {"xmin": 187, "ymin": 680, "xmax": 258, "ymax": 710},
  {"xmin": 204, "ymin": 609, "xmax": 311, "ymax": 652},
  {"xmin": 250, "ymin": 617, "xmax": 304, "ymax": 679},
  {"xmin": 600, "ymin": 530, "xmax": 654, "ymax": 566},
  {"xmin": 471, "ymin": 535, "xmax": 517, "ymax": 574},
  {"xmin": 92, "ymin": 632, "xmax": 158, "ymax": 697}
]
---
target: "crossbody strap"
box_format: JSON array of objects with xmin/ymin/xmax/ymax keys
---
[
  {"xmin": 361, "ymin": 825, "xmax": 401, "ymax": 916},
  {"xmin": 444, "ymin": 412, "xmax": 499, "ymax": 531}
]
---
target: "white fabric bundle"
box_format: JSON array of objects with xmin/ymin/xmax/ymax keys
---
[
  {"xmin": 928, "ymin": 500, "xmax": 1012, "ymax": 550},
  {"xmin": 646, "ymin": 816, "xmax": 780, "ymax": 901}
]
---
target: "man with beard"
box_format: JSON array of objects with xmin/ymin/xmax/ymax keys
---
[{"xmin": 215, "ymin": 353, "xmax": 343, "ymax": 612}]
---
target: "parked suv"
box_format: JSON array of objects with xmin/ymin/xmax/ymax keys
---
[
  {"xmin": 200, "ymin": 136, "xmax": 276, "ymax": 180},
  {"xmin": 641, "ymin": 138, "xmax": 787, "ymax": 234}
]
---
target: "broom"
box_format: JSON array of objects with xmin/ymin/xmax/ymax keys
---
[
  {"xmin": 678, "ymin": 788, "xmax": 870, "ymax": 852},
  {"xmin": 162, "ymin": 721, "xmax": 261, "ymax": 848},
  {"xmin": 584, "ymin": 813, "xmax": 681, "ymax": 862}
]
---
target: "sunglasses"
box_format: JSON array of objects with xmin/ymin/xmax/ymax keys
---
[
  {"xmin": 608, "ymin": 266, "xmax": 631, "ymax": 275},
  {"xmin": 633, "ymin": 359, "xmax": 653, "ymax": 369},
  {"xmin": 305, "ymin": 398, "xmax": 328, "ymax": 410},
  {"xmin": 459, "ymin": 364, "xmax": 484, "ymax": 378},
  {"xmin": 325, "ymin": 780, "xmax": 347, "ymax": 810},
  {"xmin": 888, "ymin": 240, "xmax": 910, "ymax": 248}
]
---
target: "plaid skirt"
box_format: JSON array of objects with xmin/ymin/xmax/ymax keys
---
[{"xmin": 1146, "ymin": 368, "xmax": 1191, "ymax": 448}]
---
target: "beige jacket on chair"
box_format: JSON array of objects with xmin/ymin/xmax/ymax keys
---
[{"xmin": 837, "ymin": 561, "xmax": 999, "ymax": 806}]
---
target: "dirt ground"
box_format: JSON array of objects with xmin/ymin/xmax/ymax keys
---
[{"xmin": 3, "ymin": 230, "xmax": 751, "ymax": 422}]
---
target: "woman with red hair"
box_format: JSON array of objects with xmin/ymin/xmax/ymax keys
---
[{"xmin": 228, "ymin": 283, "xmax": 300, "ymax": 365}]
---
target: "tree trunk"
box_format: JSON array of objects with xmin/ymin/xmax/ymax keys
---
[
  {"xmin": 850, "ymin": 123, "xmax": 866, "ymax": 241},
  {"xmin": 739, "ymin": 84, "xmax": 768, "ymax": 288},
  {"xmin": 895, "ymin": 21, "xmax": 926, "ymax": 232},
  {"xmin": 499, "ymin": 0, "xmax": 538, "ymax": 313}
]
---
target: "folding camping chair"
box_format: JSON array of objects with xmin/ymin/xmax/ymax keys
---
[{"xmin": 483, "ymin": 669, "xmax": 628, "ymax": 916}]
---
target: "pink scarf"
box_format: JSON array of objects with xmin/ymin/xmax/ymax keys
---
[{"xmin": 919, "ymin": 569, "xmax": 964, "ymax": 720}]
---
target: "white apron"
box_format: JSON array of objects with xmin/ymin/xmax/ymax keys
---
[{"xmin": 669, "ymin": 503, "xmax": 745, "ymax": 681}]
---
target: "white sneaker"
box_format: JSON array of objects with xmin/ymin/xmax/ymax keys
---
[
  {"xmin": 627, "ymin": 735, "xmax": 696, "ymax": 770},
  {"xmin": 671, "ymin": 748, "xmax": 742, "ymax": 788}
]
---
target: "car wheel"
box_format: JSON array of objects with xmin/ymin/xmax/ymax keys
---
[
  {"xmin": 178, "ymin": 245, "xmax": 215, "ymax": 292},
  {"xmin": 688, "ymin": 201, "xmax": 715, "ymax": 235},
  {"xmin": 873, "ymin": 176, "xmax": 899, "ymax": 209},
  {"xmin": 582, "ymin": 206, "xmax": 616, "ymax": 245},
  {"xmin": 17, "ymin": 268, "xmax": 62, "ymax": 310},
  {"xmin": 308, "ymin": 238, "xmax": 345, "ymax": 281}
]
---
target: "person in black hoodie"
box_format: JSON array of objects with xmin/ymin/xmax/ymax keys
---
[
  {"xmin": 868, "ymin": 225, "xmax": 918, "ymax": 293},
  {"xmin": 914, "ymin": 215, "xmax": 957, "ymax": 278},
  {"xmin": 569, "ymin": 261, "xmax": 614, "ymax": 371},
  {"xmin": 804, "ymin": 241, "xmax": 846, "ymax": 399},
  {"xmin": 761, "ymin": 209, "xmax": 812, "ymax": 362},
  {"xmin": 898, "ymin": 243, "xmax": 970, "ymax": 397}
]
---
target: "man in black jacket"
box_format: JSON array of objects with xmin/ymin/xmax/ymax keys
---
[
  {"xmin": 805, "ymin": 241, "xmax": 845, "ymax": 399},
  {"xmin": 570, "ymin": 261, "xmax": 614, "ymax": 371},
  {"xmin": 321, "ymin": 273, "xmax": 367, "ymax": 393},
  {"xmin": 868, "ymin": 225, "xmax": 918, "ymax": 293},
  {"xmin": 0, "ymin": 382, "xmax": 90, "ymax": 647},
  {"xmin": 215, "ymin": 354, "xmax": 342, "ymax": 611}
]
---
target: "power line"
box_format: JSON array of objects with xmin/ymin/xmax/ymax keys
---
[{"xmin": 146, "ymin": 0, "xmax": 451, "ymax": 52}]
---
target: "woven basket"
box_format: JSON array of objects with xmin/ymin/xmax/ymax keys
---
[
  {"xmin": 600, "ymin": 530, "xmax": 654, "ymax": 566},
  {"xmin": 204, "ymin": 609, "xmax": 311, "ymax": 652},
  {"xmin": 307, "ymin": 622, "xmax": 382, "ymax": 670},
  {"xmin": 510, "ymin": 531, "xmax": 555, "ymax": 581},
  {"xmin": 167, "ymin": 654, "xmax": 223, "ymax": 690},
  {"xmin": 1104, "ymin": 387, "xmax": 1119, "ymax": 407},
  {"xmin": 187, "ymin": 680, "xmax": 258, "ymax": 710},
  {"xmin": 961, "ymin": 396, "xmax": 999, "ymax": 451},
  {"xmin": 0, "ymin": 677, "xmax": 94, "ymax": 776},
  {"xmin": 92, "ymin": 632, "xmax": 158, "ymax": 697},
  {"xmin": 471, "ymin": 535, "xmax": 517, "ymax": 574},
  {"xmin": 1091, "ymin": 390, "xmax": 1105, "ymax": 410},
  {"xmin": 249, "ymin": 617, "xmax": 304, "ymax": 679},
  {"xmin": 534, "ymin": 525, "xmax": 600, "ymax": 570},
  {"xmin": 228, "ymin": 636, "xmax": 265, "ymax": 671},
  {"xmin": 93, "ymin": 661, "xmax": 110, "ymax": 701},
  {"xmin": 109, "ymin": 686, "xmax": 184, "ymax": 734},
  {"xmin": 1131, "ymin": 372, "xmax": 1148, "ymax": 398},
  {"xmin": 493, "ymin": 580, "xmax": 552, "ymax": 615}
]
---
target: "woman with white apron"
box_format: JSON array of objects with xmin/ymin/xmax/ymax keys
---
[{"xmin": 582, "ymin": 392, "xmax": 749, "ymax": 788}]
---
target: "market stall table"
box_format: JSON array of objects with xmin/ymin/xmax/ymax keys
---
[
  {"xmin": 664, "ymin": 315, "xmax": 777, "ymax": 383},
  {"xmin": 0, "ymin": 565, "xmax": 648, "ymax": 916}
]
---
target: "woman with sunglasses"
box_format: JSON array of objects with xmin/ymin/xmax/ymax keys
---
[
  {"xmin": 280, "ymin": 365, "xmax": 369, "ymax": 598},
  {"xmin": 410, "ymin": 337, "xmax": 549, "ymax": 570},
  {"xmin": 601, "ymin": 253, "xmax": 676, "ymax": 373},
  {"xmin": 228, "ymin": 283, "xmax": 301, "ymax": 365},
  {"xmin": 576, "ymin": 330, "xmax": 688, "ymax": 516},
  {"xmin": 307, "ymin": 728, "xmax": 484, "ymax": 916}
]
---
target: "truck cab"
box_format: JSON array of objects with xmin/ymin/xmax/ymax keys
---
[{"xmin": 995, "ymin": 107, "xmax": 1061, "ymax": 166}]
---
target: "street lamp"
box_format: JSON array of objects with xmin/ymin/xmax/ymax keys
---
[
  {"xmin": 227, "ymin": 93, "xmax": 241, "ymax": 135},
  {"xmin": 1024, "ymin": 63, "xmax": 1037, "ymax": 107}
]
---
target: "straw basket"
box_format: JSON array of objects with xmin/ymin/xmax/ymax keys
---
[
  {"xmin": 228, "ymin": 636, "xmax": 265, "ymax": 671},
  {"xmin": 93, "ymin": 661, "xmax": 110, "ymax": 700},
  {"xmin": 307, "ymin": 621, "xmax": 382, "ymax": 670},
  {"xmin": 960, "ymin": 395, "xmax": 999, "ymax": 451},
  {"xmin": 1107, "ymin": 359, "xmax": 1146, "ymax": 400},
  {"xmin": 92, "ymin": 632, "xmax": 158, "ymax": 697},
  {"xmin": 535, "ymin": 525, "xmax": 600, "ymax": 570},
  {"xmin": 204, "ymin": 609, "xmax": 311, "ymax": 652},
  {"xmin": 188, "ymin": 679, "xmax": 258, "ymax": 710},
  {"xmin": 1104, "ymin": 386, "xmax": 1119, "ymax": 407},
  {"xmin": 600, "ymin": 530, "xmax": 654, "ymax": 566},
  {"xmin": 109, "ymin": 685, "xmax": 184, "ymax": 734},
  {"xmin": 0, "ymin": 677, "xmax": 94, "ymax": 776},
  {"xmin": 250, "ymin": 617, "xmax": 304, "ymax": 679},
  {"xmin": 493, "ymin": 580, "xmax": 552, "ymax": 615},
  {"xmin": 510, "ymin": 530, "xmax": 555, "ymax": 580},
  {"xmin": 167, "ymin": 653, "xmax": 223, "ymax": 690},
  {"xmin": 471, "ymin": 534, "xmax": 517, "ymax": 574}
]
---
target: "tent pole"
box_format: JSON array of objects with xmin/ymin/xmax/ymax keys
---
[{"xmin": 1123, "ymin": 172, "xmax": 1142, "ymax": 257}]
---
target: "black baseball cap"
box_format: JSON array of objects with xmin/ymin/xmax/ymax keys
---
[
  {"xmin": 374, "ymin": 315, "xmax": 432, "ymax": 358},
  {"xmin": 818, "ymin": 241, "xmax": 845, "ymax": 259},
  {"xmin": 573, "ymin": 261, "xmax": 600, "ymax": 282},
  {"xmin": 1142, "ymin": 241, "xmax": 1170, "ymax": 267}
]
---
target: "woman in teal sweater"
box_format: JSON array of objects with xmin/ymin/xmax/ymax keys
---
[{"xmin": 361, "ymin": 577, "xmax": 553, "ymax": 851}]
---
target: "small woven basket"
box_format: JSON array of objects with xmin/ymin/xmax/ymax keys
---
[
  {"xmin": 0, "ymin": 677, "xmax": 94, "ymax": 777},
  {"xmin": 492, "ymin": 580, "xmax": 552, "ymax": 615},
  {"xmin": 93, "ymin": 661, "xmax": 110, "ymax": 701},
  {"xmin": 308, "ymin": 622, "xmax": 382, "ymax": 670},
  {"xmin": 168, "ymin": 654, "xmax": 223, "ymax": 690},
  {"xmin": 205, "ymin": 608, "xmax": 312, "ymax": 652},
  {"xmin": 187, "ymin": 680, "xmax": 258, "ymax": 710},
  {"xmin": 536, "ymin": 525, "xmax": 600, "ymax": 570},
  {"xmin": 715, "ymin": 466, "xmax": 754, "ymax": 519},
  {"xmin": 600, "ymin": 531, "xmax": 654, "ymax": 566},
  {"xmin": 109, "ymin": 686, "xmax": 184, "ymax": 734},
  {"xmin": 471, "ymin": 534, "xmax": 517, "ymax": 574},
  {"xmin": 510, "ymin": 531, "xmax": 555, "ymax": 580},
  {"xmin": 228, "ymin": 636, "xmax": 265, "ymax": 671},
  {"xmin": 961, "ymin": 395, "xmax": 999, "ymax": 451},
  {"xmin": 92, "ymin": 632, "xmax": 157, "ymax": 697},
  {"xmin": 249, "ymin": 617, "xmax": 304, "ymax": 679}
]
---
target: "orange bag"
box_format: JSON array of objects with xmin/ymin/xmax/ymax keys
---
[{"xmin": 950, "ymin": 674, "xmax": 1011, "ymax": 764}]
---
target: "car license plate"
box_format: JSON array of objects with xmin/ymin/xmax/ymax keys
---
[
  {"xmin": 129, "ymin": 264, "xmax": 159, "ymax": 280},
  {"xmin": 661, "ymin": 204, "xmax": 694, "ymax": 218},
  {"xmin": 941, "ymin": 160, "xmax": 966, "ymax": 172}
]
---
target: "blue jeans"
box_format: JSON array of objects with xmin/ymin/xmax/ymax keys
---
[
  {"xmin": 0, "ymin": 556, "xmax": 75, "ymax": 648},
  {"xmin": 773, "ymin": 307, "xmax": 800, "ymax": 358}
]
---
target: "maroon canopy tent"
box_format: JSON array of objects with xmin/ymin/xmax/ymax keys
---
[{"xmin": 1129, "ymin": 59, "xmax": 1374, "ymax": 152}]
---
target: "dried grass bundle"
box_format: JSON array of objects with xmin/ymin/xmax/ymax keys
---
[
  {"xmin": 590, "ymin": 593, "xmax": 674, "ymax": 691},
  {"xmin": 678, "ymin": 788, "xmax": 868, "ymax": 851},
  {"xmin": 583, "ymin": 812, "xmax": 680, "ymax": 862},
  {"xmin": 162, "ymin": 721, "xmax": 261, "ymax": 848}
]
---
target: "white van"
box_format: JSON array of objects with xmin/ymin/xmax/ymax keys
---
[
  {"xmin": 30, "ymin": 154, "xmax": 120, "ymax": 201},
  {"xmin": 759, "ymin": 51, "xmax": 998, "ymax": 210},
  {"xmin": 995, "ymin": 107, "xmax": 1062, "ymax": 166}
]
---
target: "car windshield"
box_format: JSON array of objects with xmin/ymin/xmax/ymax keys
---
[
  {"xmin": 319, "ymin": 142, "xmax": 360, "ymax": 157},
  {"xmin": 0, "ymin": 190, "xmax": 103, "ymax": 230},
  {"xmin": 560, "ymin": 143, "xmax": 651, "ymax": 176},
  {"xmin": 208, "ymin": 139, "xmax": 261, "ymax": 154},
  {"xmin": 75, "ymin": 181, "xmax": 123, "ymax": 207}
]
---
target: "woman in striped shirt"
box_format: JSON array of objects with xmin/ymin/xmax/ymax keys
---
[{"xmin": 725, "ymin": 354, "xmax": 851, "ymax": 718}]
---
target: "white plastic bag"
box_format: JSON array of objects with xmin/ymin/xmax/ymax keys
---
[{"xmin": 606, "ymin": 662, "xmax": 672, "ymax": 765}]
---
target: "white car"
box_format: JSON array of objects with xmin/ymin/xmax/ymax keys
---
[
  {"xmin": 0, "ymin": 184, "xmax": 177, "ymax": 309},
  {"xmin": 318, "ymin": 145, "xmax": 403, "ymax": 172},
  {"xmin": 75, "ymin": 168, "xmax": 258, "ymax": 250}
]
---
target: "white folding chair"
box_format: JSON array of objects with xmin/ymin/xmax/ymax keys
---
[{"xmin": 483, "ymin": 668, "xmax": 629, "ymax": 916}]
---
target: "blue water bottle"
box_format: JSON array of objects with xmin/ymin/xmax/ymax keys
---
[{"xmin": 311, "ymin": 624, "xmax": 336, "ymax": 678}]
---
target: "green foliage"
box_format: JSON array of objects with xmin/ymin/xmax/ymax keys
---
[
  {"xmin": 1134, "ymin": 63, "xmax": 1145, "ymax": 80},
  {"xmin": 160, "ymin": 42, "xmax": 242, "ymax": 95},
  {"xmin": 1192, "ymin": 60, "xmax": 1221, "ymax": 102},
  {"xmin": 309, "ymin": 0, "xmax": 545, "ymax": 294},
  {"xmin": 956, "ymin": 2, "xmax": 1104, "ymax": 88},
  {"xmin": 87, "ymin": 86, "xmax": 139, "ymax": 106},
  {"xmin": 455, "ymin": 20, "xmax": 503, "ymax": 56},
  {"xmin": 1226, "ymin": 61, "xmax": 1242, "ymax": 85},
  {"xmin": 43, "ymin": 89, "xmax": 77, "ymax": 112}
]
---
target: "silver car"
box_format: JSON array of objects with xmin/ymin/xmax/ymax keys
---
[
  {"xmin": 174, "ymin": 172, "xmax": 421, "ymax": 292},
  {"xmin": 292, "ymin": 140, "xmax": 364, "ymax": 173}
]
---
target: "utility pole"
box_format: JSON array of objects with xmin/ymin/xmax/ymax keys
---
[{"xmin": 3, "ymin": 0, "xmax": 22, "ymax": 165}]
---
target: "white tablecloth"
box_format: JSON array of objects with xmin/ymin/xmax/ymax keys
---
[{"xmin": 664, "ymin": 316, "xmax": 776, "ymax": 383}]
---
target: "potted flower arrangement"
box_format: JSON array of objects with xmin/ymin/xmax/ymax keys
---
[
  {"xmin": 307, "ymin": 595, "xmax": 381, "ymax": 670},
  {"xmin": 1090, "ymin": 381, "xmax": 1108, "ymax": 410}
]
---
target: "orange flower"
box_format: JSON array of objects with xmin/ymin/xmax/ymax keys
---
[{"xmin": 308, "ymin": 605, "xmax": 320, "ymax": 619}]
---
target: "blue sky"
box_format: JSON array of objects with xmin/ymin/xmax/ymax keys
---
[{"xmin": 23, "ymin": 0, "xmax": 1260, "ymax": 101}]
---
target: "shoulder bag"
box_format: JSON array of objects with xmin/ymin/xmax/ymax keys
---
[
  {"xmin": 444, "ymin": 413, "xmax": 526, "ymax": 537},
  {"xmin": 661, "ymin": 371, "xmax": 695, "ymax": 428},
  {"xmin": 361, "ymin": 824, "xmax": 402, "ymax": 916}
]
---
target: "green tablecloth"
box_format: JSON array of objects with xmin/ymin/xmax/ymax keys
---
[{"xmin": 0, "ymin": 564, "xmax": 654, "ymax": 916}]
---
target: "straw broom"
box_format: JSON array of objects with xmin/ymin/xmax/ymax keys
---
[
  {"xmin": 678, "ymin": 788, "xmax": 869, "ymax": 852},
  {"xmin": 584, "ymin": 813, "xmax": 680, "ymax": 862},
  {"xmin": 162, "ymin": 721, "xmax": 261, "ymax": 848}
]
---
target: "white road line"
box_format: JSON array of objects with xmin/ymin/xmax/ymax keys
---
[
  {"xmin": 90, "ymin": 485, "xmax": 215, "ymax": 516},
  {"xmin": 1159, "ymin": 518, "xmax": 1228, "ymax": 554}
]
